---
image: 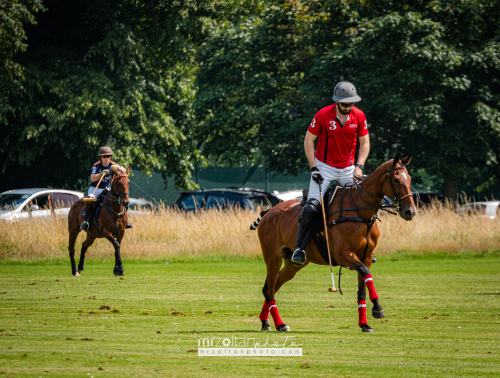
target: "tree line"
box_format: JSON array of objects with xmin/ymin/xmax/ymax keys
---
[{"xmin": 1, "ymin": 0, "xmax": 500, "ymax": 200}]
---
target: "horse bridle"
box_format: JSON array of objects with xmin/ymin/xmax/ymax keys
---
[
  {"xmin": 108, "ymin": 173, "xmax": 129, "ymax": 207},
  {"xmin": 383, "ymin": 163, "xmax": 413, "ymax": 204}
]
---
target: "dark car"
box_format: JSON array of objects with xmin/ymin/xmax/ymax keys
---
[
  {"xmin": 413, "ymin": 192, "xmax": 444, "ymax": 207},
  {"xmin": 128, "ymin": 197, "xmax": 158, "ymax": 214},
  {"xmin": 174, "ymin": 187, "xmax": 281, "ymax": 212}
]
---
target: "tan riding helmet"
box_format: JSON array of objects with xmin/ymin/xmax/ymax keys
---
[
  {"xmin": 332, "ymin": 82, "xmax": 362, "ymax": 103},
  {"xmin": 98, "ymin": 146, "xmax": 114, "ymax": 156}
]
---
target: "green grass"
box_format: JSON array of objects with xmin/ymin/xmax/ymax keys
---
[{"xmin": 0, "ymin": 256, "xmax": 499, "ymax": 377}]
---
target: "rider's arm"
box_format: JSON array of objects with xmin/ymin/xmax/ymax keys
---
[
  {"xmin": 304, "ymin": 131, "xmax": 318, "ymax": 168},
  {"xmin": 357, "ymin": 134, "xmax": 370, "ymax": 166},
  {"xmin": 90, "ymin": 172, "xmax": 106, "ymax": 183}
]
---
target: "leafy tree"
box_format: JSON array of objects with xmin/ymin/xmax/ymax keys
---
[
  {"xmin": 0, "ymin": 0, "xmax": 215, "ymax": 191},
  {"xmin": 0, "ymin": 0, "xmax": 45, "ymax": 76},
  {"xmin": 195, "ymin": 0, "xmax": 500, "ymax": 199}
]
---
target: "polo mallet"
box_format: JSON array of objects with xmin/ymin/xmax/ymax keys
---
[
  {"xmin": 319, "ymin": 183, "xmax": 340, "ymax": 293},
  {"xmin": 82, "ymin": 172, "xmax": 106, "ymax": 202}
]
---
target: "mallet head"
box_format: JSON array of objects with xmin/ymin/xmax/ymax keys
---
[{"xmin": 328, "ymin": 287, "xmax": 340, "ymax": 292}]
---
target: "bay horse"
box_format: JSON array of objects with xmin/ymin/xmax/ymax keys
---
[
  {"xmin": 67, "ymin": 166, "xmax": 131, "ymax": 276},
  {"xmin": 253, "ymin": 154, "xmax": 416, "ymax": 332}
]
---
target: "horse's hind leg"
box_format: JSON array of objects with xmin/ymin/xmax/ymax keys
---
[
  {"xmin": 78, "ymin": 235, "xmax": 96, "ymax": 273},
  {"xmin": 78, "ymin": 238, "xmax": 93, "ymax": 272},
  {"xmin": 68, "ymin": 230, "xmax": 80, "ymax": 276},
  {"xmin": 259, "ymin": 250, "xmax": 298, "ymax": 332}
]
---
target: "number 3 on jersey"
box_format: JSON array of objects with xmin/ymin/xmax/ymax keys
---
[
  {"xmin": 310, "ymin": 118, "xmax": 316, "ymax": 128},
  {"xmin": 329, "ymin": 120, "xmax": 337, "ymax": 130}
]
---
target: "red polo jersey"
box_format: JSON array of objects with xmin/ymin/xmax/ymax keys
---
[{"xmin": 307, "ymin": 104, "xmax": 368, "ymax": 169}]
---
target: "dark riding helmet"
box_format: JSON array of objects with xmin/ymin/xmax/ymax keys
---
[{"xmin": 98, "ymin": 146, "xmax": 114, "ymax": 156}]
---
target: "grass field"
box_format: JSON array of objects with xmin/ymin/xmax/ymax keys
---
[{"xmin": 1, "ymin": 255, "xmax": 499, "ymax": 377}]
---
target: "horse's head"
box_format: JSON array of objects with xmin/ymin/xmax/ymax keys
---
[
  {"xmin": 383, "ymin": 153, "xmax": 417, "ymax": 221},
  {"xmin": 111, "ymin": 166, "xmax": 131, "ymax": 208}
]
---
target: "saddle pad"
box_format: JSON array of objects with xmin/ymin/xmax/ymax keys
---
[{"xmin": 312, "ymin": 233, "xmax": 339, "ymax": 266}]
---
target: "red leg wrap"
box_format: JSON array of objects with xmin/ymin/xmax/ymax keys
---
[
  {"xmin": 363, "ymin": 274, "xmax": 378, "ymax": 301},
  {"xmin": 357, "ymin": 300, "xmax": 367, "ymax": 327},
  {"xmin": 268, "ymin": 300, "xmax": 284, "ymax": 329},
  {"xmin": 259, "ymin": 300, "xmax": 269, "ymax": 321}
]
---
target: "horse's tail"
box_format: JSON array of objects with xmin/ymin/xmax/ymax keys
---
[{"xmin": 250, "ymin": 209, "xmax": 271, "ymax": 230}]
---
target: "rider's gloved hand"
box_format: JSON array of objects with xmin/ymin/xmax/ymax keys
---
[
  {"xmin": 101, "ymin": 169, "xmax": 110, "ymax": 177},
  {"xmin": 311, "ymin": 167, "xmax": 324, "ymax": 184}
]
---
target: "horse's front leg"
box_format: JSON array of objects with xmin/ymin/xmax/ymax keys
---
[
  {"xmin": 103, "ymin": 229, "xmax": 124, "ymax": 276},
  {"xmin": 337, "ymin": 250, "xmax": 385, "ymax": 332}
]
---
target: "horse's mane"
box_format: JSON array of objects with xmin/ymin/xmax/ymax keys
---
[{"xmin": 112, "ymin": 165, "xmax": 127, "ymax": 175}]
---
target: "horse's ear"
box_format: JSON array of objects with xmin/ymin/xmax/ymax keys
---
[
  {"xmin": 392, "ymin": 153, "xmax": 401, "ymax": 167},
  {"xmin": 401, "ymin": 154, "xmax": 412, "ymax": 166},
  {"xmin": 126, "ymin": 166, "xmax": 131, "ymax": 175}
]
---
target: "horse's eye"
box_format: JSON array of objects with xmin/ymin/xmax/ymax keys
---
[{"xmin": 394, "ymin": 178, "xmax": 400, "ymax": 184}]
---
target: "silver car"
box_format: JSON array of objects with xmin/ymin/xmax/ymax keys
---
[{"xmin": 0, "ymin": 188, "xmax": 83, "ymax": 221}]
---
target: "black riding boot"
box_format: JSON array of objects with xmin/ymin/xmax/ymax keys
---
[
  {"xmin": 126, "ymin": 222, "xmax": 133, "ymax": 229},
  {"xmin": 291, "ymin": 199, "xmax": 321, "ymax": 266},
  {"xmin": 80, "ymin": 202, "xmax": 94, "ymax": 232}
]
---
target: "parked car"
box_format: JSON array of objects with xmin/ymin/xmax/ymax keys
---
[
  {"xmin": 0, "ymin": 188, "xmax": 84, "ymax": 221},
  {"xmin": 456, "ymin": 201, "xmax": 500, "ymax": 219},
  {"xmin": 413, "ymin": 192, "xmax": 444, "ymax": 207},
  {"xmin": 174, "ymin": 187, "xmax": 281, "ymax": 212},
  {"xmin": 273, "ymin": 190, "xmax": 303, "ymax": 202},
  {"xmin": 128, "ymin": 197, "xmax": 158, "ymax": 214}
]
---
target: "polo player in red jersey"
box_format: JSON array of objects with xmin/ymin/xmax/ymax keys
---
[{"xmin": 291, "ymin": 82, "xmax": 371, "ymax": 266}]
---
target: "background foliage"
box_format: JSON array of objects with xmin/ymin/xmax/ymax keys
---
[
  {"xmin": 1, "ymin": 0, "xmax": 500, "ymax": 199},
  {"xmin": 0, "ymin": 0, "xmax": 213, "ymax": 191},
  {"xmin": 195, "ymin": 0, "xmax": 500, "ymax": 199}
]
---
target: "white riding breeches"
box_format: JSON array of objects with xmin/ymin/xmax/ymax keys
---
[
  {"xmin": 307, "ymin": 159, "xmax": 355, "ymax": 202},
  {"xmin": 88, "ymin": 187, "xmax": 110, "ymax": 197}
]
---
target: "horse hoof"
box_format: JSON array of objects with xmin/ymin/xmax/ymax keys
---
[
  {"xmin": 361, "ymin": 324, "xmax": 373, "ymax": 333},
  {"xmin": 261, "ymin": 320, "xmax": 271, "ymax": 331},
  {"xmin": 113, "ymin": 266, "xmax": 124, "ymax": 276},
  {"xmin": 372, "ymin": 309, "xmax": 386, "ymax": 318},
  {"xmin": 74, "ymin": 272, "xmax": 80, "ymax": 277},
  {"xmin": 277, "ymin": 324, "xmax": 290, "ymax": 332},
  {"xmin": 78, "ymin": 267, "xmax": 84, "ymax": 272}
]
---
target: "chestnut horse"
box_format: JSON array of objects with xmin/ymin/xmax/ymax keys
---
[
  {"xmin": 253, "ymin": 154, "xmax": 416, "ymax": 332},
  {"xmin": 67, "ymin": 166, "xmax": 131, "ymax": 276}
]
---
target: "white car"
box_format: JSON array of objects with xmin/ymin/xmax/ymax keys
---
[
  {"xmin": 273, "ymin": 190, "xmax": 304, "ymax": 202},
  {"xmin": 456, "ymin": 201, "xmax": 500, "ymax": 220},
  {"xmin": 0, "ymin": 188, "xmax": 84, "ymax": 221}
]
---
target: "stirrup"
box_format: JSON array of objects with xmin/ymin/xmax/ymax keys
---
[
  {"xmin": 80, "ymin": 221, "xmax": 89, "ymax": 232},
  {"xmin": 372, "ymin": 254, "xmax": 377, "ymax": 263},
  {"xmin": 291, "ymin": 248, "xmax": 306, "ymax": 266}
]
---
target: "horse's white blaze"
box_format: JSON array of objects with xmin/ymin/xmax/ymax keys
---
[{"xmin": 401, "ymin": 172, "xmax": 408, "ymax": 181}]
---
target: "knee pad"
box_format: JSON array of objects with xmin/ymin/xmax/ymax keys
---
[{"xmin": 300, "ymin": 199, "xmax": 321, "ymax": 222}]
